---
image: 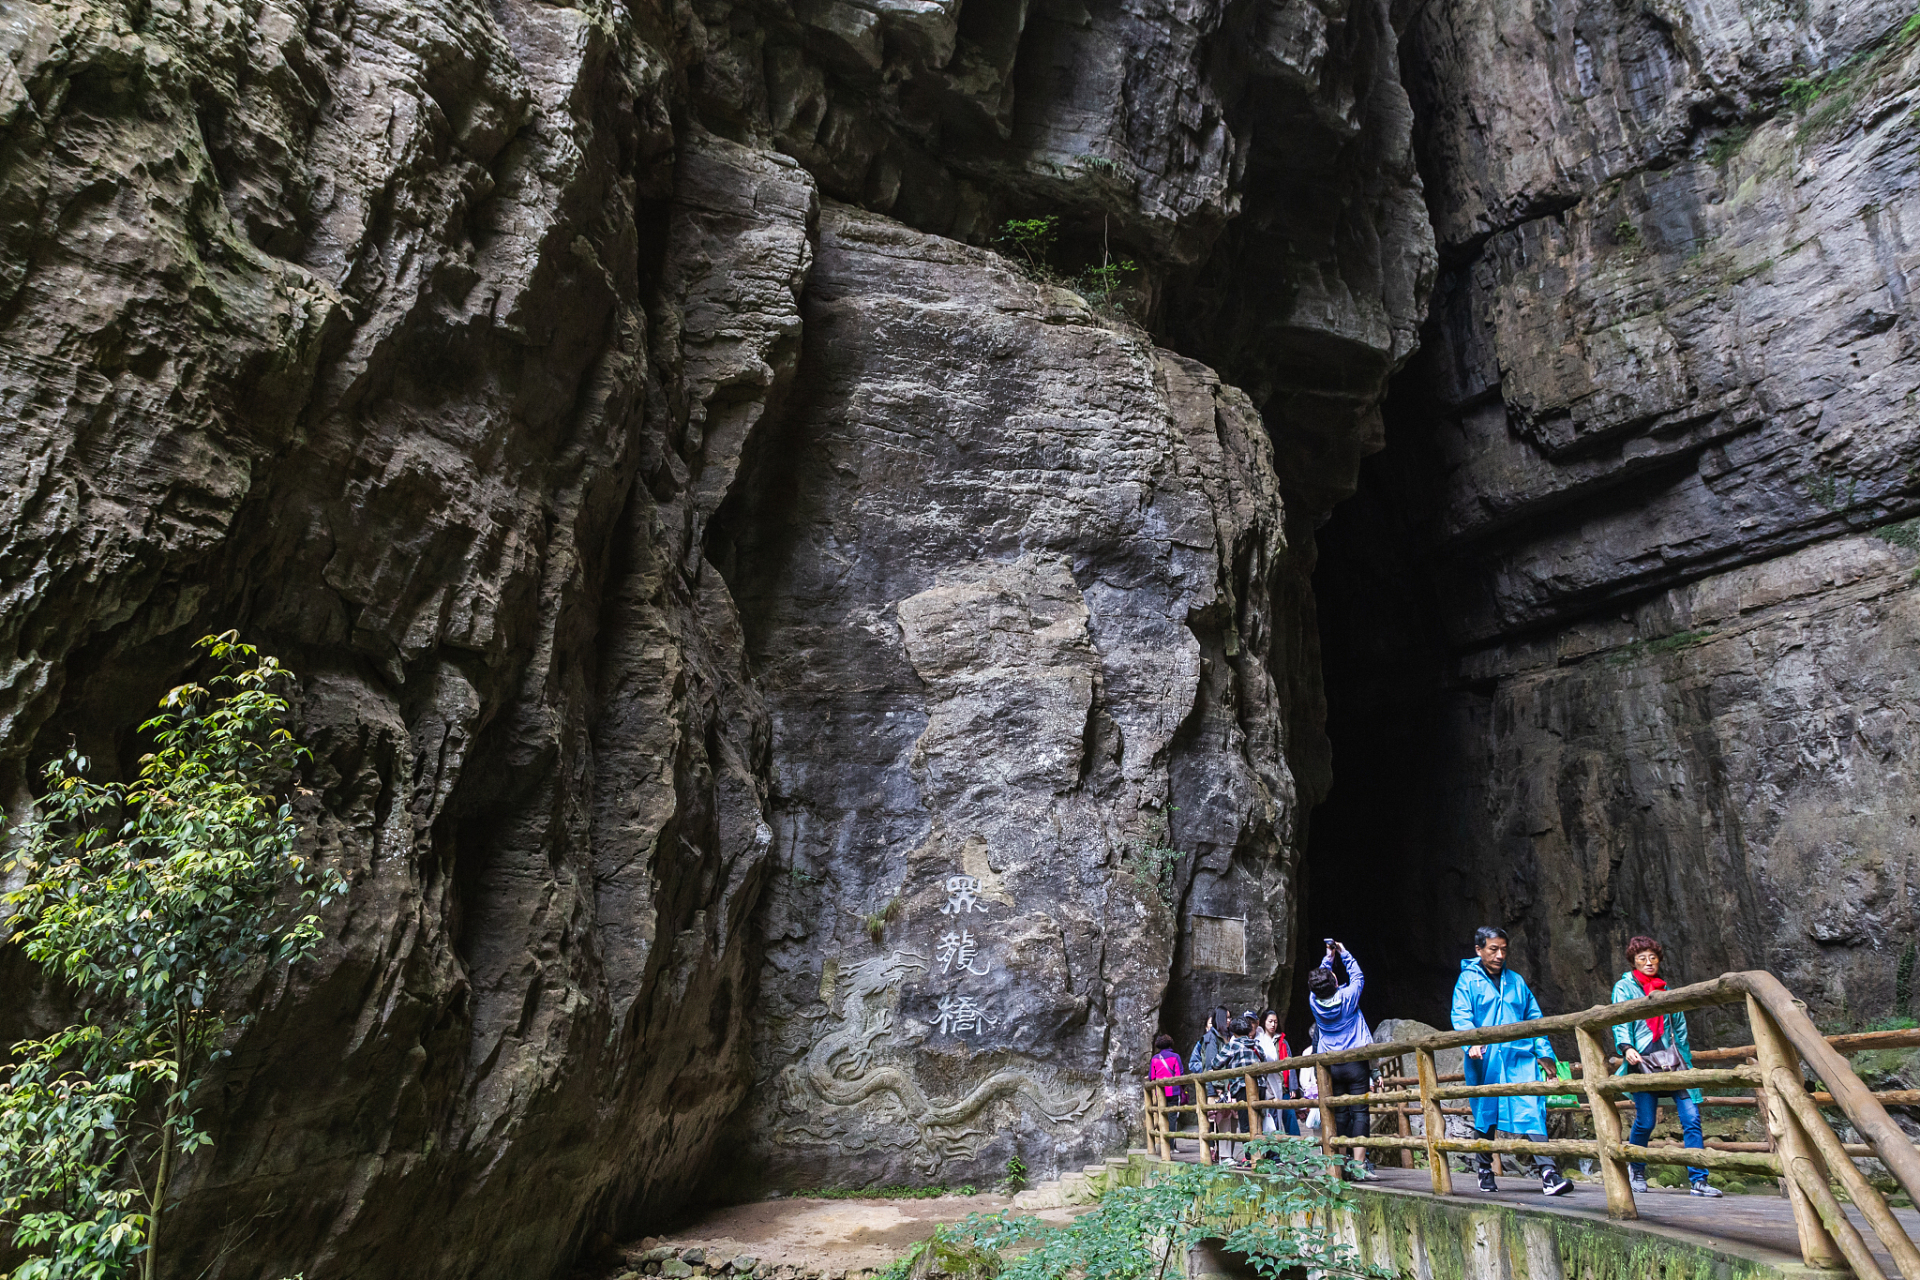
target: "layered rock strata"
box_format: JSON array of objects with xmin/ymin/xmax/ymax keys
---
[
  {"xmin": 0, "ymin": 0, "xmax": 1431, "ymax": 1273},
  {"xmin": 1309, "ymin": 0, "xmax": 1920, "ymax": 1026},
  {"xmin": 712, "ymin": 204, "xmax": 1298, "ymax": 1188}
]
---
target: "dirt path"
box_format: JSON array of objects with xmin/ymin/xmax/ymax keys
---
[{"xmin": 594, "ymin": 1192, "xmax": 1084, "ymax": 1280}]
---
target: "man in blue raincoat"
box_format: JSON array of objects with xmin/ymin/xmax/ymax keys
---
[{"xmin": 1451, "ymin": 927, "xmax": 1574, "ymax": 1195}]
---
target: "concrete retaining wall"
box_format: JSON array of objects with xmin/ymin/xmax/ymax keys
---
[{"xmin": 1177, "ymin": 1173, "xmax": 1848, "ymax": 1280}]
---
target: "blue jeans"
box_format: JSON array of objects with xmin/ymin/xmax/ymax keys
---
[{"xmin": 1628, "ymin": 1092, "xmax": 1706, "ymax": 1185}]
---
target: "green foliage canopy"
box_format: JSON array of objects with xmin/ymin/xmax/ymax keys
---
[{"xmin": 1, "ymin": 633, "xmax": 343, "ymax": 1280}]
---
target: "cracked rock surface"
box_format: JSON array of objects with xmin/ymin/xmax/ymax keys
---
[
  {"xmin": 0, "ymin": 0, "xmax": 1428, "ymax": 1272},
  {"xmin": 1312, "ymin": 0, "xmax": 1920, "ymax": 1026}
]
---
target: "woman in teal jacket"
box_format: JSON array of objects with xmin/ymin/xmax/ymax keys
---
[{"xmin": 1611, "ymin": 935, "xmax": 1720, "ymax": 1197}]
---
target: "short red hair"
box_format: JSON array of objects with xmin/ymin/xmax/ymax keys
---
[{"xmin": 1626, "ymin": 935, "xmax": 1664, "ymax": 962}]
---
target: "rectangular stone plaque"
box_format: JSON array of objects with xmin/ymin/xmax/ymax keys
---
[{"xmin": 1189, "ymin": 914, "xmax": 1247, "ymax": 974}]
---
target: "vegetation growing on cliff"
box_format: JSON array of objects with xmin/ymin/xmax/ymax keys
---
[
  {"xmin": 0, "ymin": 635, "xmax": 341, "ymax": 1280},
  {"xmin": 993, "ymin": 216, "xmax": 1140, "ymax": 317},
  {"xmin": 910, "ymin": 1139, "xmax": 1390, "ymax": 1280},
  {"xmin": 1122, "ymin": 811, "xmax": 1185, "ymax": 904},
  {"xmin": 1783, "ymin": 5, "xmax": 1920, "ymax": 139}
]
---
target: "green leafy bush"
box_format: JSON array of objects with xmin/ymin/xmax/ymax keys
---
[
  {"xmin": 796, "ymin": 1185, "xmax": 974, "ymax": 1201},
  {"xmin": 1122, "ymin": 811, "xmax": 1183, "ymax": 904},
  {"xmin": 996, "ymin": 217, "xmax": 1060, "ymax": 273},
  {"xmin": 1806, "ymin": 468, "xmax": 1857, "ymax": 512},
  {"xmin": 1704, "ymin": 126, "xmax": 1752, "ymax": 166},
  {"xmin": 1076, "ymin": 258, "xmax": 1137, "ymax": 306},
  {"xmin": 929, "ymin": 1137, "xmax": 1391, "ymax": 1280},
  {"xmin": 1, "ymin": 634, "xmax": 343, "ymax": 1280},
  {"xmin": 1877, "ymin": 519, "xmax": 1920, "ymax": 552},
  {"xmin": 864, "ymin": 896, "xmax": 903, "ymax": 945}
]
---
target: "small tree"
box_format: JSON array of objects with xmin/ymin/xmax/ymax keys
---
[
  {"xmin": 0, "ymin": 633, "xmax": 342, "ymax": 1280},
  {"xmin": 995, "ymin": 216, "xmax": 1060, "ymax": 274}
]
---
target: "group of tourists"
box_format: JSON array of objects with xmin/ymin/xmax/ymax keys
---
[{"xmin": 1152, "ymin": 928, "xmax": 1722, "ymax": 1198}]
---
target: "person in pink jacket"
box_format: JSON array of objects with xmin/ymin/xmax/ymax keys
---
[{"xmin": 1150, "ymin": 1033, "xmax": 1189, "ymax": 1130}]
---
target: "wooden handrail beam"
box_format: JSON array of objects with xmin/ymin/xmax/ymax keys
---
[
  {"xmin": 1768, "ymin": 1065, "xmax": 1920, "ymax": 1280},
  {"xmin": 1139, "ymin": 971, "xmax": 1920, "ymax": 1271}
]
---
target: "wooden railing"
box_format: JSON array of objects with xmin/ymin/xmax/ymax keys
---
[{"xmin": 1140, "ymin": 972, "xmax": 1920, "ymax": 1279}]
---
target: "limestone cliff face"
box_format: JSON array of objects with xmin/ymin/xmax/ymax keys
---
[
  {"xmin": 713, "ymin": 204, "xmax": 1299, "ymax": 1188},
  {"xmin": 0, "ymin": 0, "xmax": 1428, "ymax": 1273},
  {"xmin": 1310, "ymin": 0, "xmax": 1920, "ymax": 1027}
]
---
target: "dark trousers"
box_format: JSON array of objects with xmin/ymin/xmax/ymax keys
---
[
  {"xmin": 1328, "ymin": 1060, "xmax": 1370, "ymax": 1140},
  {"xmin": 1474, "ymin": 1127, "xmax": 1559, "ymax": 1177}
]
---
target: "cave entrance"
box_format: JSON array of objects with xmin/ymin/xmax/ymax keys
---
[{"xmin": 1288, "ymin": 371, "xmax": 1475, "ymax": 1051}]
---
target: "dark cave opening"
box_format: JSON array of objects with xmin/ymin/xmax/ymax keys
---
[{"xmin": 1289, "ymin": 361, "xmax": 1478, "ymax": 1049}]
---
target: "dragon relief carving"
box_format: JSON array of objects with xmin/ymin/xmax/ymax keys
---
[{"xmin": 772, "ymin": 949, "xmax": 1097, "ymax": 1163}]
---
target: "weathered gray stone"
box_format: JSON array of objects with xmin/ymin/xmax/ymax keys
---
[
  {"xmin": 0, "ymin": 0, "xmax": 1431, "ymax": 1272},
  {"xmin": 709, "ymin": 202, "xmax": 1309, "ymax": 1190},
  {"xmin": 1313, "ymin": 0, "xmax": 1920, "ymax": 1026}
]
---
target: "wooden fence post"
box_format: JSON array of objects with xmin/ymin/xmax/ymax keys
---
[
  {"xmin": 1750, "ymin": 995, "xmax": 1845, "ymax": 1271},
  {"xmin": 1243, "ymin": 1070, "xmax": 1259, "ymax": 1163},
  {"xmin": 1575, "ymin": 1024, "xmax": 1637, "ymax": 1220},
  {"xmin": 1315, "ymin": 1063, "xmax": 1336, "ymax": 1159},
  {"xmin": 1417, "ymin": 1048, "xmax": 1452, "ymax": 1196},
  {"xmin": 1194, "ymin": 1081, "xmax": 1214, "ymax": 1165},
  {"xmin": 1748, "ymin": 1053, "xmax": 1783, "ymax": 1197}
]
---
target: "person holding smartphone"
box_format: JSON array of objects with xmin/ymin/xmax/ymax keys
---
[{"xmin": 1307, "ymin": 939, "xmax": 1374, "ymax": 1176}]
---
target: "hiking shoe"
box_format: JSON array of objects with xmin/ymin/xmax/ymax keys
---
[
  {"xmin": 1477, "ymin": 1170, "xmax": 1498, "ymax": 1193},
  {"xmin": 1541, "ymin": 1171, "xmax": 1574, "ymax": 1196},
  {"xmin": 1629, "ymin": 1174, "xmax": 1649, "ymax": 1194},
  {"xmin": 1689, "ymin": 1184, "xmax": 1724, "ymax": 1198}
]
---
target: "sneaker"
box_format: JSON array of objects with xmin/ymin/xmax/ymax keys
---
[
  {"xmin": 1477, "ymin": 1170, "xmax": 1498, "ymax": 1193},
  {"xmin": 1689, "ymin": 1184, "xmax": 1724, "ymax": 1198},
  {"xmin": 1541, "ymin": 1171, "xmax": 1574, "ymax": 1196},
  {"xmin": 1629, "ymin": 1174, "xmax": 1649, "ymax": 1194}
]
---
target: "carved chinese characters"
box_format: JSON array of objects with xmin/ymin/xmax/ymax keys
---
[{"xmin": 932, "ymin": 874, "xmax": 996, "ymax": 1036}]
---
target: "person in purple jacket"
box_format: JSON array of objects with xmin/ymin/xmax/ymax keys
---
[{"xmin": 1306, "ymin": 939, "xmax": 1375, "ymax": 1176}]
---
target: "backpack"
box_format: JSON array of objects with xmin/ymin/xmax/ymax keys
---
[{"xmin": 1189, "ymin": 1027, "xmax": 1222, "ymax": 1075}]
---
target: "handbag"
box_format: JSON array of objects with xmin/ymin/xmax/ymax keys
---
[{"xmin": 1634, "ymin": 1032, "xmax": 1683, "ymax": 1074}]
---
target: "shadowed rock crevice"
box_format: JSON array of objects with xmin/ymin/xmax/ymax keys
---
[
  {"xmin": 0, "ymin": 0, "xmax": 1434, "ymax": 1271},
  {"xmin": 1300, "ymin": 0, "xmax": 1920, "ymax": 1035}
]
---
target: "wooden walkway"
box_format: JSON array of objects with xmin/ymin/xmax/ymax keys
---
[{"xmin": 1166, "ymin": 1138, "xmax": 1920, "ymax": 1277}]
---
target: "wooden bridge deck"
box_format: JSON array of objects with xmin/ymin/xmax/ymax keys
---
[{"xmin": 1163, "ymin": 1139, "xmax": 1920, "ymax": 1277}]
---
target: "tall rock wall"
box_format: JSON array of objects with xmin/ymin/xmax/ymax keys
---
[
  {"xmin": 713, "ymin": 204, "xmax": 1300, "ymax": 1188},
  {"xmin": 0, "ymin": 0, "xmax": 1430, "ymax": 1274},
  {"xmin": 1309, "ymin": 0, "xmax": 1920, "ymax": 1027}
]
